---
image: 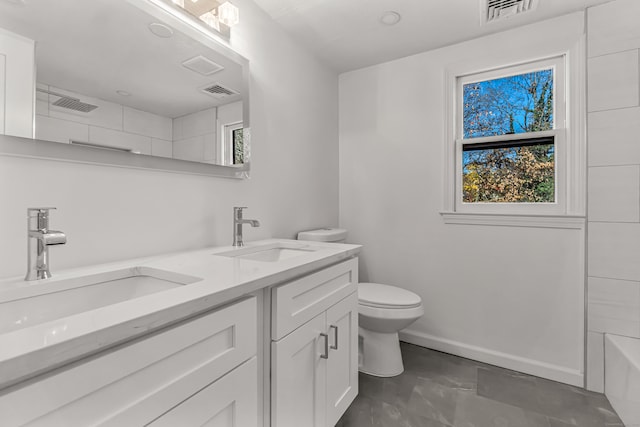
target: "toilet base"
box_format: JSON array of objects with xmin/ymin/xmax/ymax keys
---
[{"xmin": 358, "ymin": 327, "xmax": 404, "ymax": 377}]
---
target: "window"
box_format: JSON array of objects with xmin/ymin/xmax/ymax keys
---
[
  {"xmin": 221, "ymin": 121, "xmax": 244, "ymax": 166},
  {"xmin": 454, "ymin": 57, "xmax": 566, "ymax": 214}
]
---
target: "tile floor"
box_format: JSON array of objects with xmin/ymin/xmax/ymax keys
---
[{"xmin": 337, "ymin": 342, "xmax": 623, "ymax": 427}]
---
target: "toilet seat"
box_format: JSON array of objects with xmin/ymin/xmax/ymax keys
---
[{"xmin": 358, "ymin": 282, "xmax": 422, "ymax": 309}]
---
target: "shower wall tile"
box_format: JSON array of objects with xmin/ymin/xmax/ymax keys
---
[
  {"xmin": 588, "ymin": 50, "xmax": 639, "ymax": 112},
  {"xmin": 586, "ymin": 331, "xmax": 604, "ymax": 393},
  {"xmin": 151, "ymin": 139, "xmax": 173, "ymax": 158},
  {"xmin": 588, "ymin": 165, "xmax": 640, "ymax": 222},
  {"xmin": 588, "ymin": 0, "xmax": 640, "ymax": 57},
  {"xmin": 173, "ymin": 107, "xmax": 216, "ymax": 141},
  {"xmin": 588, "ymin": 107, "xmax": 640, "ymax": 166},
  {"xmin": 588, "ymin": 223, "xmax": 640, "ymax": 281},
  {"xmin": 35, "ymin": 115, "xmax": 89, "ymax": 145},
  {"xmin": 89, "ymin": 126, "xmax": 152, "ymax": 155},
  {"xmin": 588, "ymin": 277, "xmax": 640, "ymax": 337},
  {"xmin": 173, "ymin": 135, "xmax": 206, "ymax": 162},
  {"xmin": 123, "ymin": 107, "xmax": 172, "ymax": 141}
]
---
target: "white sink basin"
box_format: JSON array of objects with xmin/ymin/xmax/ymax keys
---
[
  {"xmin": 217, "ymin": 242, "xmax": 320, "ymax": 262},
  {"xmin": 0, "ymin": 267, "xmax": 201, "ymax": 334}
]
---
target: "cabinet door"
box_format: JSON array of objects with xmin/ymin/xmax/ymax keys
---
[
  {"xmin": 326, "ymin": 292, "xmax": 359, "ymax": 426},
  {"xmin": 148, "ymin": 357, "xmax": 257, "ymax": 427},
  {"xmin": 271, "ymin": 313, "xmax": 327, "ymax": 427}
]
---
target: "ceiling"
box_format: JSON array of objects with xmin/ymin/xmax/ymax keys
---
[{"xmin": 251, "ymin": 0, "xmax": 616, "ymax": 72}]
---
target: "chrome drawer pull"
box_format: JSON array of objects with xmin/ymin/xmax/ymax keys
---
[
  {"xmin": 320, "ymin": 333, "xmax": 329, "ymax": 359},
  {"xmin": 330, "ymin": 325, "xmax": 338, "ymax": 350}
]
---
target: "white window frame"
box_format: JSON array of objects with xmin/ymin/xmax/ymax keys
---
[
  {"xmin": 219, "ymin": 121, "xmax": 243, "ymax": 166},
  {"xmin": 442, "ymin": 51, "xmax": 586, "ymax": 228}
]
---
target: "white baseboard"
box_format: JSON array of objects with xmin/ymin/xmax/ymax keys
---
[{"xmin": 399, "ymin": 329, "xmax": 583, "ymax": 387}]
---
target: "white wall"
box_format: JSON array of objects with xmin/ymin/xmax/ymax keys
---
[
  {"xmin": 586, "ymin": 0, "xmax": 640, "ymax": 393},
  {"xmin": 339, "ymin": 13, "xmax": 586, "ymax": 385},
  {"xmin": 0, "ymin": 0, "xmax": 339, "ymax": 278}
]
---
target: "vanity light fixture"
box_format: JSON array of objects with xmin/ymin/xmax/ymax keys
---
[
  {"xmin": 166, "ymin": 0, "xmax": 240, "ymax": 36},
  {"xmin": 217, "ymin": 1, "xmax": 239, "ymax": 27}
]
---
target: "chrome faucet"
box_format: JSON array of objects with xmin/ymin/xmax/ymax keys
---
[
  {"xmin": 25, "ymin": 207, "xmax": 67, "ymax": 281},
  {"xmin": 233, "ymin": 207, "xmax": 260, "ymax": 247}
]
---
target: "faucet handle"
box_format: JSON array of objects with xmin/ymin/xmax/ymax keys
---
[{"xmin": 27, "ymin": 207, "xmax": 57, "ymax": 216}]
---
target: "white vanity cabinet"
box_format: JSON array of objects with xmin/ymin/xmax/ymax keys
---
[
  {"xmin": 271, "ymin": 259, "xmax": 359, "ymax": 427},
  {"xmin": 0, "ymin": 296, "xmax": 258, "ymax": 427}
]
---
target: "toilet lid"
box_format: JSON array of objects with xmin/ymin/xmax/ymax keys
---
[{"xmin": 358, "ymin": 283, "xmax": 422, "ymax": 309}]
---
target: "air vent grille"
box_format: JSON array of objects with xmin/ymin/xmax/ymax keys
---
[
  {"xmin": 52, "ymin": 97, "xmax": 98, "ymax": 113},
  {"xmin": 485, "ymin": 0, "xmax": 537, "ymax": 23},
  {"xmin": 201, "ymin": 83, "xmax": 239, "ymax": 99}
]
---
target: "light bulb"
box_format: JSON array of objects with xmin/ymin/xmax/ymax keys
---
[
  {"xmin": 199, "ymin": 11, "xmax": 220, "ymax": 31},
  {"xmin": 217, "ymin": 1, "xmax": 239, "ymax": 27}
]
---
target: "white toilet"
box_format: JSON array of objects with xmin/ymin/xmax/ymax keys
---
[{"xmin": 297, "ymin": 228, "xmax": 424, "ymax": 377}]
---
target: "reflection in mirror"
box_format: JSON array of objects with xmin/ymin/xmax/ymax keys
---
[{"xmin": 0, "ymin": 0, "xmax": 249, "ymax": 172}]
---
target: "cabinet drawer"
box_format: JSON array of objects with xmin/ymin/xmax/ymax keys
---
[
  {"xmin": 149, "ymin": 357, "xmax": 258, "ymax": 427},
  {"xmin": 272, "ymin": 258, "xmax": 358, "ymax": 340},
  {"xmin": 0, "ymin": 296, "xmax": 257, "ymax": 426}
]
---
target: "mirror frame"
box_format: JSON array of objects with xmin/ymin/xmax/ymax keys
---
[{"xmin": 0, "ymin": 0, "xmax": 250, "ymax": 179}]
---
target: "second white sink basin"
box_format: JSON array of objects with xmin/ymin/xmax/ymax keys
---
[
  {"xmin": 0, "ymin": 267, "xmax": 201, "ymax": 335},
  {"xmin": 217, "ymin": 242, "xmax": 320, "ymax": 262}
]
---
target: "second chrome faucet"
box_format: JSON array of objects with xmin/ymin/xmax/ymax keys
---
[{"xmin": 233, "ymin": 207, "xmax": 260, "ymax": 247}]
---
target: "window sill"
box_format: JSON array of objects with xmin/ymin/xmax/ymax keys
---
[{"xmin": 440, "ymin": 212, "xmax": 585, "ymax": 229}]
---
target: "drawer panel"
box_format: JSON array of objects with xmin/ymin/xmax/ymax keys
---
[
  {"xmin": 0, "ymin": 296, "xmax": 257, "ymax": 426},
  {"xmin": 149, "ymin": 357, "xmax": 258, "ymax": 427},
  {"xmin": 272, "ymin": 258, "xmax": 358, "ymax": 340}
]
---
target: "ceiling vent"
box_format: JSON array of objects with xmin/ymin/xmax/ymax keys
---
[
  {"xmin": 182, "ymin": 55, "xmax": 224, "ymax": 76},
  {"xmin": 483, "ymin": 0, "xmax": 537, "ymax": 24},
  {"xmin": 200, "ymin": 83, "xmax": 239, "ymax": 99}
]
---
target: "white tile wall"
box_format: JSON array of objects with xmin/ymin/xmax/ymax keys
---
[
  {"xmin": 588, "ymin": 277, "xmax": 640, "ymax": 337},
  {"xmin": 588, "ymin": 107, "xmax": 640, "ymax": 166},
  {"xmin": 123, "ymin": 107, "xmax": 172, "ymax": 141},
  {"xmin": 586, "ymin": 331, "xmax": 604, "ymax": 393},
  {"xmin": 173, "ymin": 136, "xmax": 205, "ymax": 162},
  {"xmin": 588, "ymin": 49, "xmax": 639, "ymax": 112},
  {"xmin": 589, "ymin": 223, "xmax": 640, "ymax": 281},
  {"xmin": 588, "ymin": 165, "xmax": 640, "ymax": 222},
  {"xmin": 587, "ymin": 0, "xmax": 640, "ymax": 392},
  {"xmin": 173, "ymin": 108, "xmax": 216, "ymax": 141},
  {"xmin": 89, "ymin": 126, "xmax": 152, "ymax": 155},
  {"xmin": 588, "ymin": 0, "xmax": 640, "ymax": 58},
  {"xmin": 151, "ymin": 139, "xmax": 173, "ymax": 158},
  {"xmin": 35, "ymin": 115, "xmax": 89, "ymax": 145}
]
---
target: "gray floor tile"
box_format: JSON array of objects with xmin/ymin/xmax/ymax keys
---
[
  {"xmin": 337, "ymin": 343, "xmax": 624, "ymax": 427},
  {"xmin": 453, "ymin": 391, "xmax": 550, "ymax": 427}
]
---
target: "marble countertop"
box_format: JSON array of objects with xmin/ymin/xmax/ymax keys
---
[{"xmin": 0, "ymin": 239, "xmax": 361, "ymax": 389}]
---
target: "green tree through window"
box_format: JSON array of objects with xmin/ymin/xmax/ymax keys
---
[{"xmin": 461, "ymin": 69, "xmax": 555, "ymax": 203}]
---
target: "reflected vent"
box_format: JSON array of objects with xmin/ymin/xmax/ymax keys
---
[
  {"xmin": 52, "ymin": 97, "xmax": 98, "ymax": 113},
  {"xmin": 201, "ymin": 83, "xmax": 239, "ymax": 99},
  {"xmin": 484, "ymin": 0, "xmax": 537, "ymax": 24},
  {"xmin": 37, "ymin": 87, "xmax": 98, "ymax": 113}
]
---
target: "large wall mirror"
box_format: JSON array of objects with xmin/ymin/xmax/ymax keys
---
[{"xmin": 0, "ymin": 0, "xmax": 250, "ymax": 178}]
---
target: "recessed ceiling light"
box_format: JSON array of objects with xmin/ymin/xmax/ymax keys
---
[
  {"xmin": 148, "ymin": 22, "xmax": 174, "ymax": 38},
  {"xmin": 116, "ymin": 90, "xmax": 131, "ymax": 97},
  {"xmin": 380, "ymin": 11, "xmax": 401, "ymax": 26}
]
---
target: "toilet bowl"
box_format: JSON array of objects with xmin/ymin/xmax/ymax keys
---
[
  {"xmin": 358, "ymin": 282, "xmax": 423, "ymax": 377},
  {"xmin": 297, "ymin": 228, "xmax": 424, "ymax": 378}
]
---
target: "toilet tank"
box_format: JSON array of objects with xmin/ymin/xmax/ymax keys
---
[{"xmin": 297, "ymin": 228, "xmax": 348, "ymax": 243}]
